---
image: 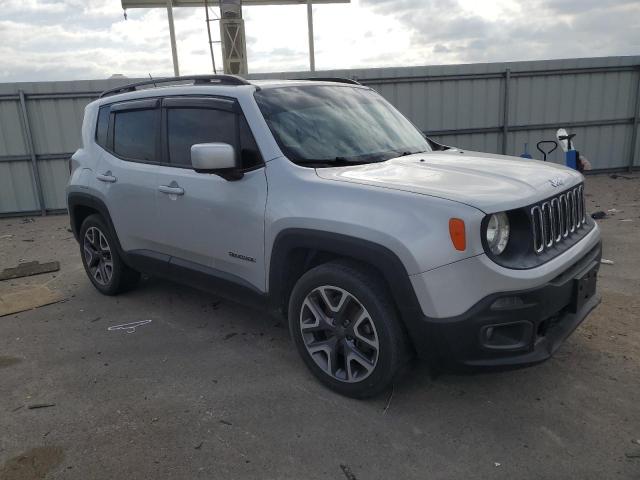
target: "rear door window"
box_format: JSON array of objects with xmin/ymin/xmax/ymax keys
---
[{"xmin": 113, "ymin": 109, "xmax": 157, "ymax": 161}]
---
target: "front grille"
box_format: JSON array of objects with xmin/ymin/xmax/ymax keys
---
[{"xmin": 531, "ymin": 185, "xmax": 586, "ymax": 254}]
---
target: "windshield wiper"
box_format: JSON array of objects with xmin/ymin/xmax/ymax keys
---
[
  {"xmin": 300, "ymin": 150, "xmax": 428, "ymax": 167},
  {"xmin": 395, "ymin": 149, "xmax": 428, "ymax": 157},
  {"xmin": 301, "ymin": 156, "xmax": 367, "ymax": 167},
  {"xmin": 356, "ymin": 149, "xmax": 429, "ymax": 163}
]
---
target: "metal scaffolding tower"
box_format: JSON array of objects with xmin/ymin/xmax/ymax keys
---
[{"xmin": 121, "ymin": 0, "xmax": 349, "ymax": 75}]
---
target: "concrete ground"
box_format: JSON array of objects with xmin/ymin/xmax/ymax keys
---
[{"xmin": 1, "ymin": 173, "xmax": 639, "ymax": 480}]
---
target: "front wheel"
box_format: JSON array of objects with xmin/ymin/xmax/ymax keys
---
[
  {"xmin": 79, "ymin": 214, "xmax": 140, "ymax": 295},
  {"xmin": 288, "ymin": 261, "xmax": 409, "ymax": 398}
]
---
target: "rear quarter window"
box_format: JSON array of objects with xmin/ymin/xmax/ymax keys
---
[{"xmin": 95, "ymin": 106, "xmax": 110, "ymax": 148}]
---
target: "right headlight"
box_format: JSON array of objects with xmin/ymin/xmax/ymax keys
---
[{"xmin": 486, "ymin": 212, "xmax": 510, "ymax": 255}]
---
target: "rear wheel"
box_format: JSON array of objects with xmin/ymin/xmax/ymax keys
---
[
  {"xmin": 79, "ymin": 214, "xmax": 139, "ymax": 295},
  {"xmin": 288, "ymin": 261, "xmax": 409, "ymax": 398}
]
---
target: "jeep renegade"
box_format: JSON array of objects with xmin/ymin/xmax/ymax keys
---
[{"xmin": 67, "ymin": 75, "xmax": 601, "ymax": 398}]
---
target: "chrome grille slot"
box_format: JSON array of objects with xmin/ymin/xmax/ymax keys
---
[
  {"xmin": 568, "ymin": 190, "xmax": 576, "ymax": 232},
  {"xmin": 531, "ymin": 205, "xmax": 544, "ymax": 253},
  {"xmin": 576, "ymin": 187, "xmax": 582, "ymax": 227},
  {"xmin": 577, "ymin": 185, "xmax": 585, "ymax": 224},
  {"xmin": 541, "ymin": 202, "xmax": 553, "ymax": 247},
  {"xmin": 550, "ymin": 198, "xmax": 561, "ymax": 242},
  {"xmin": 574, "ymin": 188, "xmax": 580, "ymax": 227},
  {"xmin": 530, "ymin": 184, "xmax": 588, "ymax": 255},
  {"xmin": 559, "ymin": 194, "xmax": 569, "ymax": 238},
  {"xmin": 575, "ymin": 187, "xmax": 581, "ymax": 227}
]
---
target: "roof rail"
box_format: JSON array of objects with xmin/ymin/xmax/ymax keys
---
[
  {"xmin": 99, "ymin": 75, "xmax": 251, "ymax": 98},
  {"xmin": 295, "ymin": 77, "xmax": 362, "ymax": 86}
]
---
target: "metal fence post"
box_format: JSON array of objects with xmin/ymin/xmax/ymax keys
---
[
  {"xmin": 307, "ymin": 0, "xmax": 315, "ymax": 72},
  {"xmin": 166, "ymin": 0, "xmax": 180, "ymax": 76},
  {"xmin": 628, "ymin": 66, "xmax": 640, "ymax": 172},
  {"xmin": 18, "ymin": 89, "xmax": 46, "ymax": 216},
  {"xmin": 501, "ymin": 67, "xmax": 511, "ymax": 155}
]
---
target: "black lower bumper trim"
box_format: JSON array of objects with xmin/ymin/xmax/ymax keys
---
[
  {"xmin": 414, "ymin": 242, "xmax": 602, "ymax": 371},
  {"xmin": 462, "ymin": 294, "xmax": 600, "ymax": 369}
]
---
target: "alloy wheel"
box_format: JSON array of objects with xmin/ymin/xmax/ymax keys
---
[
  {"xmin": 83, "ymin": 226, "xmax": 113, "ymax": 286},
  {"xmin": 299, "ymin": 286, "xmax": 379, "ymax": 383}
]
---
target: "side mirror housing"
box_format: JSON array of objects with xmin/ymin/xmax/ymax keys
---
[{"xmin": 191, "ymin": 143, "xmax": 242, "ymax": 179}]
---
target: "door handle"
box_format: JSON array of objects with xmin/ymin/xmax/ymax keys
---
[
  {"xmin": 96, "ymin": 171, "xmax": 117, "ymax": 183},
  {"xmin": 158, "ymin": 185, "xmax": 185, "ymax": 196}
]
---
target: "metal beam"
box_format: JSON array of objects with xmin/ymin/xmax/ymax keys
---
[
  {"xmin": 501, "ymin": 67, "xmax": 510, "ymax": 154},
  {"xmin": 1, "ymin": 116, "xmax": 634, "ymax": 162},
  {"xmin": 360, "ymin": 65, "xmax": 638, "ymax": 86},
  {"xmin": 123, "ymin": 0, "xmax": 348, "ymax": 6},
  {"xmin": 509, "ymin": 117, "xmax": 634, "ymax": 132},
  {"xmin": 17, "ymin": 89, "xmax": 47, "ymax": 216},
  {"xmin": 167, "ymin": 0, "xmax": 180, "ymax": 76},
  {"xmin": 628, "ymin": 68, "xmax": 640, "ymax": 171},
  {"xmin": 0, "ymin": 153, "xmax": 74, "ymax": 163},
  {"xmin": 0, "ymin": 92, "xmax": 101, "ymax": 101},
  {"xmin": 0, "ymin": 208, "xmax": 68, "ymax": 219},
  {"xmin": 307, "ymin": 0, "xmax": 315, "ymax": 72},
  {"xmin": 426, "ymin": 126, "xmax": 503, "ymax": 136},
  {"xmin": 425, "ymin": 117, "xmax": 635, "ymax": 137},
  {"xmin": 0, "ymin": 117, "xmax": 634, "ymax": 162},
  {"xmin": 510, "ymin": 66, "xmax": 637, "ymax": 78}
]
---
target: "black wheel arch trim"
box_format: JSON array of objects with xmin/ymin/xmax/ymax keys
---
[
  {"xmin": 268, "ymin": 228, "xmax": 426, "ymax": 355},
  {"xmin": 67, "ymin": 192, "xmax": 123, "ymax": 251}
]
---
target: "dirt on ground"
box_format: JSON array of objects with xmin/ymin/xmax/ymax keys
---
[
  {"xmin": 0, "ymin": 173, "xmax": 639, "ymax": 479},
  {"xmin": 0, "ymin": 447, "xmax": 64, "ymax": 480}
]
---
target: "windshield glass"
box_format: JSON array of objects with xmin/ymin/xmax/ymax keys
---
[{"xmin": 254, "ymin": 85, "xmax": 431, "ymax": 165}]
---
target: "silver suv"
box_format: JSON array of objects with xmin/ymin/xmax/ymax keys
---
[{"xmin": 67, "ymin": 75, "xmax": 602, "ymax": 398}]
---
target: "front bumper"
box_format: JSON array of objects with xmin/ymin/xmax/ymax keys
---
[{"xmin": 413, "ymin": 242, "xmax": 601, "ymax": 371}]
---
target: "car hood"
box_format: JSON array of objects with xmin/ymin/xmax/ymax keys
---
[{"xmin": 314, "ymin": 150, "xmax": 583, "ymax": 212}]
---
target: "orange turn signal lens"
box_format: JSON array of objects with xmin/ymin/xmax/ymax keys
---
[{"xmin": 449, "ymin": 218, "xmax": 466, "ymax": 251}]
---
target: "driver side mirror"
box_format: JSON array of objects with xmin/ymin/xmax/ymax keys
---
[{"xmin": 191, "ymin": 143, "xmax": 243, "ymax": 180}]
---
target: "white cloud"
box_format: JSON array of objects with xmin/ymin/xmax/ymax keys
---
[
  {"xmin": 3, "ymin": 0, "xmax": 68, "ymax": 14},
  {"xmin": 0, "ymin": 0, "xmax": 638, "ymax": 82}
]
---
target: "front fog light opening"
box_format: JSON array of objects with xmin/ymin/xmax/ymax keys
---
[
  {"xmin": 486, "ymin": 212, "xmax": 510, "ymax": 255},
  {"xmin": 481, "ymin": 321, "xmax": 533, "ymax": 350}
]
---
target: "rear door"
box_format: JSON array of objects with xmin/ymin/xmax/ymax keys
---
[
  {"xmin": 94, "ymin": 99, "xmax": 162, "ymax": 254},
  {"xmin": 154, "ymin": 96, "xmax": 268, "ymax": 292}
]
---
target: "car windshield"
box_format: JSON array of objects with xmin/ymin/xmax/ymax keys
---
[{"xmin": 254, "ymin": 85, "xmax": 431, "ymax": 166}]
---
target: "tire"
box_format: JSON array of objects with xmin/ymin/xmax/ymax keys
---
[
  {"xmin": 79, "ymin": 214, "xmax": 140, "ymax": 295},
  {"xmin": 288, "ymin": 260, "xmax": 409, "ymax": 398}
]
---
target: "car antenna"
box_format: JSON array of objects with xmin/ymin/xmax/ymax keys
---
[{"xmin": 148, "ymin": 73, "xmax": 157, "ymax": 87}]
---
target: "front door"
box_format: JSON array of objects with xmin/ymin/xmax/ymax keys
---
[{"xmin": 154, "ymin": 97, "xmax": 268, "ymax": 292}]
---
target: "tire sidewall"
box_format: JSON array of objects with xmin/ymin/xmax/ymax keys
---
[
  {"xmin": 288, "ymin": 263, "xmax": 401, "ymax": 398},
  {"xmin": 79, "ymin": 214, "xmax": 125, "ymax": 295}
]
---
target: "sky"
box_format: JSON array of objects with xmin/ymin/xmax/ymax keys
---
[{"xmin": 0, "ymin": 0, "xmax": 638, "ymax": 82}]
